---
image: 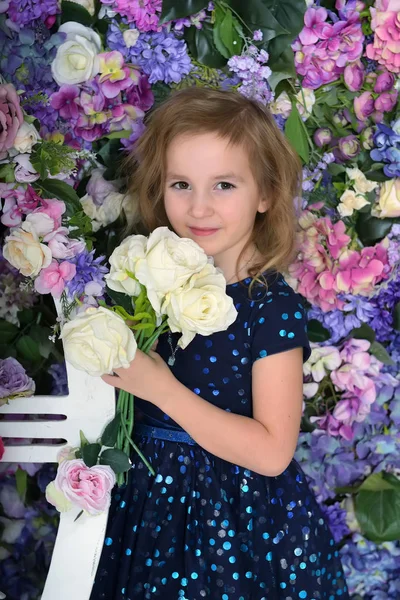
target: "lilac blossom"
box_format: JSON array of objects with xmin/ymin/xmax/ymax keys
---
[
  {"xmin": 320, "ymin": 502, "xmax": 351, "ymax": 543},
  {"xmin": 228, "ymin": 47, "xmax": 273, "ymax": 105}
]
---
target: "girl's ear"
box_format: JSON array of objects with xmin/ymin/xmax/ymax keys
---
[{"xmin": 257, "ymin": 196, "xmax": 269, "ymax": 214}]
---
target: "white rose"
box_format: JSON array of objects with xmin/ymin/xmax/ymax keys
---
[
  {"xmin": 338, "ymin": 189, "xmax": 369, "ymax": 217},
  {"xmin": 3, "ymin": 228, "xmax": 52, "ymax": 276},
  {"xmin": 60, "ymin": 307, "xmax": 137, "ymax": 377},
  {"xmin": 69, "ymin": 0, "xmax": 95, "ymax": 15},
  {"xmin": 80, "ymin": 191, "xmax": 125, "ymax": 232},
  {"xmin": 105, "ymin": 234, "xmax": 147, "ymax": 297},
  {"xmin": 51, "ymin": 22, "xmax": 101, "ymax": 85},
  {"xmin": 13, "ymin": 122, "xmax": 40, "ymax": 153},
  {"xmin": 22, "ymin": 212, "xmax": 55, "ymax": 237},
  {"xmin": 346, "ymin": 167, "xmax": 378, "ymax": 195},
  {"xmin": 270, "ymin": 91, "xmax": 291, "ymax": 119},
  {"xmin": 295, "ymin": 88, "xmax": 316, "ymax": 121},
  {"xmin": 135, "ymin": 227, "xmax": 209, "ymax": 315},
  {"xmin": 162, "ymin": 263, "xmax": 237, "ymax": 349},
  {"xmin": 377, "ymin": 179, "xmax": 400, "ymax": 218},
  {"xmin": 123, "ymin": 29, "xmax": 140, "ymax": 48}
]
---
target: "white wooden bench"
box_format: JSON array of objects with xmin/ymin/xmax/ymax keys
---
[{"xmin": 0, "ymin": 306, "xmax": 115, "ymax": 600}]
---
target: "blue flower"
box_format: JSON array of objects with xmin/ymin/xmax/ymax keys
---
[
  {"xmin": 107, "ymin": 24, "xmax": 192, "ymax": 85},
  {"xmin": 66, "ymin": 250, "xmax": 108, "ymax": 298},
  {"xmin": 370, "ymin": 121, "xmax": 400, "ymax": 178}
]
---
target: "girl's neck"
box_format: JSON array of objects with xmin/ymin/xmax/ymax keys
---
[{"xmin": 219, "ymin": 246, "xmax": 259, "ymax": 285}]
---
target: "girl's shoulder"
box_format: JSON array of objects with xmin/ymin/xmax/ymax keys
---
[{"xmin": 228, "ymin": 272, "xmax": 311, "ymax": 363}]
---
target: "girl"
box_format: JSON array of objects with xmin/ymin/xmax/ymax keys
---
[{"xmin": 90, "ymin": 88, "xmax": 349, "ymax": 600}]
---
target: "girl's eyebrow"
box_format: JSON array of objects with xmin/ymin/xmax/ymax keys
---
[{"xmin": 166, "ymin": 172, "xmax": 245, "ymax": 182}]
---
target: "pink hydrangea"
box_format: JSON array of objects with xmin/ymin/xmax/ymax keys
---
[
  {"xmin": 289, "ymin": 211, "xmax": 390, "ymax": 311},
  {"xmin": 114, "ymin": 0, "xmax": 162, "ymax": 31},
  {"xmin": 365, "ymin": 0, "xmax": 400, "ymax": 74},
  {"xmin": 293, "ymin": 7, "xmax": 364, "ymax": 88}
]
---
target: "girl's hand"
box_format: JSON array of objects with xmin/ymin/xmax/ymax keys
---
[{"xmin": 101, "ymin": 346, "xmax": 176, "ymax": 405}]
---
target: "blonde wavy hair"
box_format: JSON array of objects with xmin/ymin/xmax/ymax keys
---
[{"xmin": 123, "ymin": 87, "xmax": 302, "ymax": 283}]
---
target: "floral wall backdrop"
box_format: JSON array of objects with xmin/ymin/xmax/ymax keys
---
[{"xmin": 0, "ymin": 0, "xmax": 399, "ymax": 598}]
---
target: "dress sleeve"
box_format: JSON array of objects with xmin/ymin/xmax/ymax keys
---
[{"xmin": 250, "ymin": 276, "xmax": 311, "ymax": 364}]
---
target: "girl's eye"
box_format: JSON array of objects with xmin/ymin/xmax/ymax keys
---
[
  {"xmin": 216, "ymin": 182, "xmax": 235, "ymax": 191},
  {"xmin": 171, "ymin": 181, "xmax": 190, "ymax": 190}
]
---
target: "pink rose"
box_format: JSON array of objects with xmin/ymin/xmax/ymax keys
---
[
  {"xmin": 374, "ymin": 70, "xmax": 395, "ymax": 92},
  {"xmin": 34, "ymin": 260, "xmax": 76, "ymax": 298},
  {"xmin": 45, "ymin": 227, "xmax": 85, "ymax": 259},
  {"xmin": 374, "ymin": 90, "xmax": 398, "ymax": 113},
  {"xmin": 45, "ymin": 457, "xmax": 116, "ymax": 515},
  {"xmin": 354, "ymin": 91, "xmax": 375, "ymax": 121},
  {"xmin": 0, "ymin": 83, "xmax": 24, "ymax": 157},
  {"xmin": 344, "ymin": 60, "xmax": 364, "ymax": 91}
]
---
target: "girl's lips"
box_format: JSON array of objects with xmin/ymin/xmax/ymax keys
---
[{"xmin": 189, "ymin": 227, "xmax": 219, "ymax": 236}]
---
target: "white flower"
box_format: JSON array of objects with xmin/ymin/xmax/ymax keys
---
[
  {"xmin": 376, "ymin": 178, "xmax": 400, "ymax": 218},
  {"xmin": 303, "ymin": 345, "xmax": 341, "ymax": 382},
  {"xmin": 13, "ymin": 153, "xmax": 39, "ymax": 183},
  {"xmin": 162, "ymin": 263, "xmax": 237, "ymax": 349},
  {"xmin": 123, "ymin": 29, "xmax": 140, "ymax": 48},
  {"xmin": 3, "ymin": 228, "xmax": 52, "ymax": 276},
  {"xmin": 51, "ymin": 22, "xmax": 101, "ymax": 85},
  {"xmin": 338, "ymin": 189, "xmax": 369, "ymax": 217},
  {"xmin": 80, "ymin": 191, "xmax": 125, "ymax": 232},
  {"xmin": 13, "ymin": 122, "xmax": 40, "ymax": 153},
  {"xmin": 105, "ymin": 234, "xmax": 147, "ymax": 297},
  {"xmin": 270, "ymin": 88, "xmax": 315, "ymax": 121},
  {"xmin": 135, "ymin": 227, "xmax": 209, "ymax": 315},
  {"xmin": 270, "ymin": 91, "xmax": 291, "ymax": 119},
  {"xmin": 60, "ymin": 307, "xmax": 137, "ymax": 377},
  {"xmin": 295, "ymin": 88, "xmax": 316, "ymax": 121},
  {"xmin": 22, "ymin": 212, "xmax": 55, "ymax": 237},
  {"xmin": 346, "ymin": 167, "xmax": 378, "ymax": 195},
  {"xmin": 69, "ymin": 0, "xmax": 95, "ymax": 15}
]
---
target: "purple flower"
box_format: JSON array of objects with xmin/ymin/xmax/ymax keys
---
[
  {"xmin": 0, "ymin": 358, "xmax": 35, "ymax": 403},
  {"xmin": 253, "ymin": 29, "xmax": 263, "ymax": 41},
  {"xmin": 50, "ymin": 85, "xmax": 80, "ymax": 120},
  {"xmin": 374, "ymin": 70, "xmax": 396, "ymax": 93},
  {"xmin": 228, "ymin": 47, "xmax": 273, "ymax": 105},
  {"xmin": 66, "ymin": 250, "xmax": 108, "ymax": 299},
  {"xmin": 48, "ymin": 362, "xmax": 68, "ymax": 396},
  {"xmin": 320, "ymin": 502, "xmax": 351, "ymax": 543},
  {"xmin": 120, "ymin": 119, "xmax": 146, "ymax": 151},
  {"xmin": 334, "ymin": 134, "xmax": 361, "ymax": 161},
  {"xmin": 108, "ymin": 26, "xmax": 192, "ymax": 85},
  {"xmin": 313, "ymin": 127, "xmax": 332, "ymax": 147},
  {"xmin": 370, "ymin": 120, "xmax": 400, "ymax": 178},
  {"xmin": 7, "ymin": 0, "xmax": 59, "ymax": 28}
]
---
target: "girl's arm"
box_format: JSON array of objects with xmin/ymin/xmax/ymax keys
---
[{"xmin": 103, "ymin": 347, "xmax": 304, "ymax": 477}]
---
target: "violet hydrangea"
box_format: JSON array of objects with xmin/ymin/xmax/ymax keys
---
[{"xmin": 0, "ymin": 357, "xmax": 35, "ymax": 404}]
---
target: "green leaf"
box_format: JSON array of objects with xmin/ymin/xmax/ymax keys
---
[
  {"xmin": 212, "ymin": 7, "xmax": 231, "ymax": 59},
  {"xmin": 393, "ymin": 302, "xmax": 400, "ymax": 331},
  {"xmin": 35, "ymin": 178, "xmax": 81, "ymax": 218},
  {"xmin": 98, "ymin": 138, "xmax": 124, "ymax": 168},
  {"xmin": 101, "ymin": 413, "xmax": 121, "ymax": 447},
  {"xmin": 159, "ymin": 0, "xmax": 207, "ymax": 24},
  {"xmin": 356, "ymin": 212, "xmax": 394, "ymax": 245},
  {"xmin": 0, "ymin": 162, "xmax": 16, "ymax": 182},
  {"xmin": 16, "ymin": 336, "xmax": 41, "ymax": 362},
  {"xmin": 218, "ymin": 8, "xmax": 242, "ymax": 56},
  {"xmin": 359, "ymin": 472, "xmax": 396, "ymax": 492},
  {"xmin": 226, "ymin": 0, "xmax": 288, "ymax": 42},
  {"xmin": 370, "ymin": 341, "xmax": 395, "ymax": 366},
  {"xmin": 355, "ymin": 487, "xmax": 400, "ymax": 542},
  {"xmin": 268, "ymin": 70, "xmax": 294, "ymax": 91},
  {"xmin": 307, "ymin": 319, "xmax": 330, "ymax": 343},
  {"xmin": 104, "ymin": 130, "xmax": 132, "ymax": 140},
  {"xmin": 0, "ymin": 320, "xmax": 19, "ymax": 344},
  {"xmin": 82, "ymin": 443, "xmax": 101, "ymax": 468},
  {"xmin": 16, "ymin": 309, "xmax": 35, "ymax": 326},
  {"xmin": 15, "ymin": 467, "xmax": 27, "ymax": 502},
  {"xmin": 80, "ymin": 430, "xmax": 90, "ymax": 448},
  {"xmin": 350, "ymin": 323, "xmax": 376, "ymax": 343},
  {"xmin": 106, "ymin": 287, "xmax": 136, "ymax": 315},
  {"xmin": 61, "ymin": 0, "xmax": 93, "ymax": 26},
  {"xmin": 184, "ymin": 21, "xmax": 227, "ymax": 68},
  {"xmin": 284, "ymin": 103, "xmax": 309, "ymax": 163},
  {"xmin": 99, "ymin": 448, "xmax": 131, "ymax": 474}
]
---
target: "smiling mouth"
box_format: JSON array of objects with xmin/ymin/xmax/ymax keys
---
[{"xmin": 188, "ymin": 227, "xmax": 220, "ymax": 236}]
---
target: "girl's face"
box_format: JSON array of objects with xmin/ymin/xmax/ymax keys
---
[{"xmin": 164, "ymin": 132, "xmax": 267, "ymax": 275}]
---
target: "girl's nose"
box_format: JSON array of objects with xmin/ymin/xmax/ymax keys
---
[{"xmin": 187, "ymin": 192, "xmax": 214, "ymax": 218}]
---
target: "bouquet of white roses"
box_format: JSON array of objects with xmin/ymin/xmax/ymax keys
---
[{"xmin": 60, "ymin": 227, "xmax": 237, "ymax": 485}]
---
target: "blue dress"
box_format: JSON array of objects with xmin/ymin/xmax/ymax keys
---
[{"xmin": 90, "ymin": 273, "xmax": 349, "ymax": 600}]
